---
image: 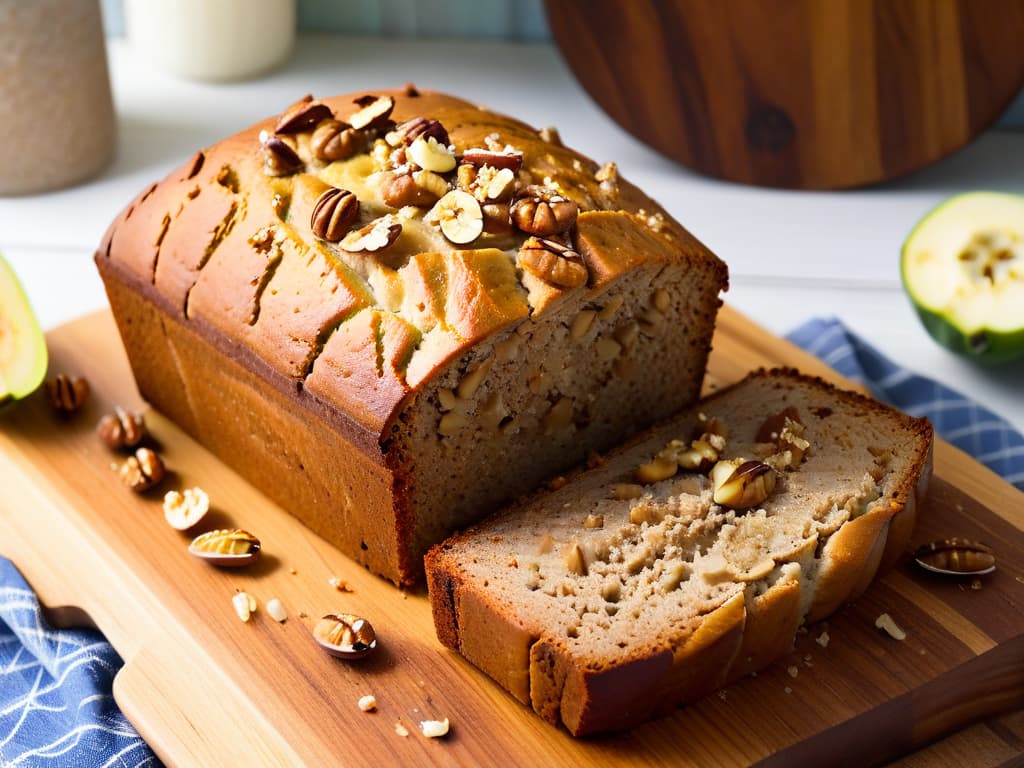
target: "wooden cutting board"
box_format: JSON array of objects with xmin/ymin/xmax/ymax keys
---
[
  {"xmin": 1, "ymin": 306, "xmax": 1022, "ymax": 767},
  {"xmin": 545, "ymin": 0, "xmax": 1024, "ymax": 189}
]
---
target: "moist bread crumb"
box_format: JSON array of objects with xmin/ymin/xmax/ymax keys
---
[
  {"xmin": 425, "ymin": 369, "xmax": 933, "ymax": 736},
  {"xmin": 95, "ymin": 88, "xmax": 728, "ymax": 586}
]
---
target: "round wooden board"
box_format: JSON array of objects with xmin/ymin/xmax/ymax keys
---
[{"xmin": 545, "ymin": 0, "xmax": 1024, "ymax": 189}]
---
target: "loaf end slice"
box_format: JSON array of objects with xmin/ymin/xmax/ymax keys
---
[{"xmin": 425, "ymin": 369, "xmax": 933, "ymax": 735}]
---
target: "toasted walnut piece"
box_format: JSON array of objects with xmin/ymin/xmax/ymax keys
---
[
  {"xmin": 232, "ymin": 592, "xmax": 257, "ymax": 623},
  {"xmin": 481, "ymin": 202, "xmax": 513, "ymax": 235},
  {"xmin": 570, "ymin": 310, "xmax": 597, "ymax": 340},
  {"xmin": 613, "ymin": 321, "xmax": 639, "ymax": 350},
  {"xmin": 598, "ymin": 294, "xmax": 624, "ymax": 320},
  {"xmin": 408, "ymin": 135, "xmax": 456, "ymax": 173},
  {"xmin": 341, "ymin": 215, "xmax": 402, "ymax": 252},
  {"xmin": 380, "ymin": 172, "xmax": 440, "ymax": 208},
  {"xmin": 311, "ymin": 188, "xmax": 360, "ymax": 242},
  {"xmin": 427, "ymin": 190, "xmax": 483, "ymax": 244},
  {"xmin": 118, "ymin": 447, "xmax": 165, "ymax": 492},
  {"xmin": 438, "ymin": 411, "xmax": 470, "ymax": 437},
  {"xmin": 612, "ymin": 483, "xmax": 645, "ymax": 500},
  {"xmin": 635, "ymin": 456, "xmax": 678, "ymax": 484},
  {"xmin": 479, "ymin": 393, "xmax": 508, "ymax": 431},
  {"xmin": 517, "ymin": 236, "xmax": 588, "ymax": 288},
  {"xmin": 710, "ymin": 459, "xmax": 776, "ymax": 510},
  {"xmin": 189, "ymin": 529, "xmax": 261, "ymax": 566},
  {"xmin": 510, "ymin": 194, "xmax": 578, "ymax": 236},
  {"xmin": 163, "ymin": 487, "xmax": 210, "ymax": 530},
  {"xmin": 348, "ymin": 94, "xmax": 395, "ymax": 131},
  {"xmin": 313, "ymin": 613, "xmax": 377, "ymax": 659},
  {"xmin": 275, "ymin": 95, "xmax": 333, "ymax": 134},
  {"xmin": 261, "ymin": 134, "xmax": 303, "ymax": 176},
  {"xmin": 459, "ymin": 163, "xmax": 517, "ymax": 203},
  {"xmin": 542, "ymin": 397, "xmax": 574, "ymax": 434},
  {"xmin": 358, "ymin": 695, "xmax": 378, "ymax": 712},
  {"xmin": 637, "ymin": 308, "xmax": 665, "ymax": 337},
  {"xmin": 461, "ymin": 147, "xmax": 524, "ymax": 172},
  {"xmin": 652, "ymin": 288, "xmax": 671, "ymax": 313},
  {"xmin": 46, "ymin": 374, "xmax": 89, "ymax": 415},
  {"xmin": 593, "ymin": 336, "xmax": 622, "ymax": 361},
  {"xmin": 437, "ymin": 388, "xmax": 457, "ymax": 412},
  {"xmin": 420, "ymin": 719, "xmax": 450, "ymax": 738},
  {"xmin": 565, "ymin": 542, "xmax": 588, "ymax": 576},
  {"xmin": 96, "ymin": 406, "xmax": 146, "ymax": 449},
  {"xmin": 457, "ymin": 358, "xmax": 492, "ymax": 400},
  {"xmin": 311, "ymin": 119, "xmax": 362, "ymax": 162},
  {"xmin": 583, "ymin": 514, "xmax": 604, "ymax": 529},
  {"xmin": 266, "ymin": 598, "xmax": 288, "ymax": 623},
  {"xmin": 391, "ymin": 116, "xmax": 450, "ymax": 147},
  {"xmin": 412, "ymin": 169, "xmax": 450, "ymax": 200}
]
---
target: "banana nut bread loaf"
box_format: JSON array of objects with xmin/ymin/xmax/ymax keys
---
[
  {"xmin": 425, "ymin": 369, "xmax": 933, "ymax": 735},
  {"xmin": 94, "ymin": 87, "xmax": 729, "ymax": 585}
]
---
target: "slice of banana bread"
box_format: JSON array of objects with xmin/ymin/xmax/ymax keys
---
[{"xmin": 425, "ymin": 369, "xmax": 933, "ymax": 735}]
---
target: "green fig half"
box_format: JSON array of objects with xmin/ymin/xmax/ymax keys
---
[
  {"xmin": 0, "ymin": 252, "xmax": 48, "ymax": 406},
  {"xmin": 901, "ymin": 192, "xmax": 1024, "ymax": 363}
]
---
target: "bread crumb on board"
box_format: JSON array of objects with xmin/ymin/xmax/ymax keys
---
[
  {"xmin": 358, "ymin": 694, "xmax": 377, "ymax": 712},
  {"xmin": 875, "ymin": 612, "xmax": 906, "ymax": 641}
]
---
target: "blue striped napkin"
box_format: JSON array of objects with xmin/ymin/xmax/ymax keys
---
[
  {"xmin": 787, "ymin": 317, "xmax": 1024, "ymax": 491},
  {"xmin": 1, "ymin": 318, "xmax": 1021, "ymax": 767},
  {"xmin": 0, "ymin": 557, "xmax": 159, "ymax": 767}
]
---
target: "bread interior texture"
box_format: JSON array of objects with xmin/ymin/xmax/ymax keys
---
[
  {"xmin": 427, "ymin": 372, "xmax": 932, "ymax": 733},
  {"xmin": 393, "ymin": 260, "xmax": 718, "ymax": 562}
]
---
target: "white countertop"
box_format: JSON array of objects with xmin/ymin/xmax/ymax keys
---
[{"xmin": 2, "ymin": 34, "xmax": 1021, "ymax": 433}]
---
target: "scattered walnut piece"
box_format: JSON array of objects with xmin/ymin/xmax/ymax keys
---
[
  {"xmin": 710, "ymin": 459, "xmax": 775, "ymax": 510},
  {"xmin": 163, "ymin": 487, "xmax": 210, "ymax": 530},
  {"xmin": 45, "ymin": 374, "xmax": 90, "ymax": 415},
  {"xmin": 232, "ymin": 592, "xmax": 257, "ymax": 623},
  {"xmin": 420, "ymin": 718, "xmax": 450, "ymax": 738},
  {"xmin": 874, "ymin": 612, "xmax": 906, "ymax": 641},
  {"xmin": 265, "ymin": 598, "xmax": 288, "ymax": 623},
  {"xmin": 96, "ymin": 406, "xmax": 146, "ymax": 450},
  {"xmin": 118, "ymin": 447, "xmax": 166, "ymax": 492},
  {"xmin": 816, "ymin": 631, "xmax": 830, "ymax": 648},
  {"xmin": 358, "ymin": 694, "xmax": 378, "ymax": 713}
]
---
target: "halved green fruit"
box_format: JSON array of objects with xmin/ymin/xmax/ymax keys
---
[
  {"xmin": 0, "ymin": 252, "xmax": 48, "ymax": 407},
  {"xmin": 901, "ymin": 192, "xmax": 1024, "ymax": 363}
]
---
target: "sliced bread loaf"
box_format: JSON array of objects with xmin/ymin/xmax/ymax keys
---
[{"xmin": 425, "ymin": 368, "xmax": 933, "ymax": 735}]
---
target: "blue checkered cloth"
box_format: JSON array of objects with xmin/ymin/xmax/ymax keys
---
[
  {"xmin": 787, "ymin": 317, "xmax": 1024, "ymax": 491},
  {"xmin": 1, "ymin": 318, "xmax": 1021, "ymax": 767}
]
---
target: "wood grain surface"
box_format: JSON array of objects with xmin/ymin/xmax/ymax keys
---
[
  {"xmin": 545, "ymin": 0, "xmax": 1024, "ymax": 189},
  {"xmin": 0, "ymin": 307, "xmax": 1022, "ymax": 767}
]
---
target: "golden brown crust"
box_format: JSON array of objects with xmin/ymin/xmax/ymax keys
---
[
  {"xmin": 98, "ymin": 87, "xmax": 728, "ymax": 586},
  {"xmin": 100, "ymin": 88, "xmax": 714, "ymax": 436}
]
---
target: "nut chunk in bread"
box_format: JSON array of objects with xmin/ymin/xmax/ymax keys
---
[
  {"xmin": 94, "ymin": 88, "xmax": 728, "ymax": 585},
  {"xmin": 425, "ymin": 370, "xmax": 933, "ymax": 735}
]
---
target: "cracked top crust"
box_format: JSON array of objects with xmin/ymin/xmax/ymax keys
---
[{"xmin": 97, "ymin": 87, "xmax": 726, "ymax": 441}]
